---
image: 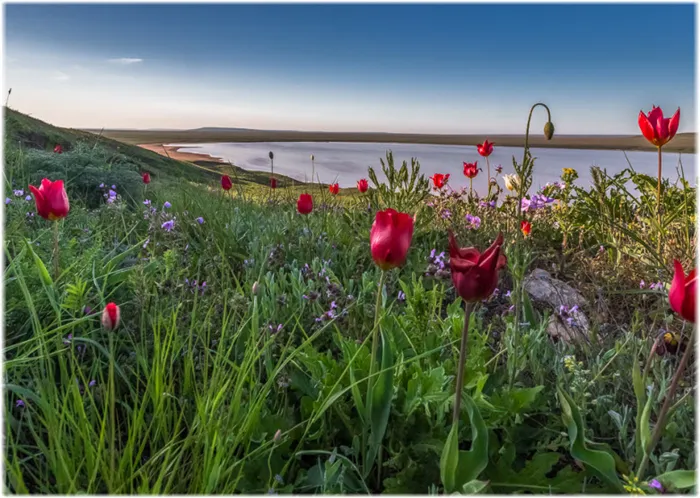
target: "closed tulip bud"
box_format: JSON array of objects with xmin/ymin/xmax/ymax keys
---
[
  {"xmin": 101, "ymin": 302, "xmax": 120, "ymax": 331},
  {"xmin": 297, "ymin": 193, "xmax": 313, "ymax": 214},
  {"xmin": 142, "ymin": 172, "xmax": 151, "ymax": 184},
  {"xmin": 449, "ymin": 231, "xmax": 507, "ymax": 302},
  {"xmin": 544, "ymin": 121, "xmax": 555, "ymax": 140},
  {"xmin": 329, "ymin": 183, "xmax": 339, "ymax": 195},
  {"xmin": 53, "ymin": 144, "xmax": 63, "ymax": 154},
  {"xmin": 669, "ymin": 260, "xmax": 696, "ymax": 323},
  {"xmin": 221, "ymin": 175, "xmax": 233, "ymax": 191},
  {"xmin": 269, "ymin": 151, "xmax": 274, "ymax": 160},
  {"xmin": 273, "ymin": 429, "xmax": 282, "ymax": 442},
  {"xmin": 370, "ymin": 208, "xmax": 414, "ymax": 271},
  {"xmin": 252, "ymin": 281, "xmax": 260, "ymax": 295},
  {"xmin": 270, "ymin": 177, "xmax": 277, "ymax": 189},
  {"xmin": 357, "ymin": 178, "xmax": 369, "ymax": 193},
  {"xmin": 29, "ymin": 178, "xmax": 70, "ymax": 221},
  {"xmin": 310, "ymin": 154, "xmax": 315, "ymax": 161}
]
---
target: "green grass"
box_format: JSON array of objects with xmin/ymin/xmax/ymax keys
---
[{"xmin": 3, "ymin": 109, "xmax": 696, "ymax": 494}]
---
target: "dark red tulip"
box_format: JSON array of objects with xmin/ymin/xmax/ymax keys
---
[
  {"xmin": 521, "ymin": 220, "xmax": 532, "ymax": 237},
  {"xmin": 101, "ymin": 302, "xmax": 121, "ymax": 331},
  {"xmin": 638, "ymin": 106, "xmax": 680, "ymax": 148},
  {"xmin": 221, "ymin": 175, "xmax": 232, "ymax": 191},
  {"xmin": 431, "ymin": 173, "xmax": 450, "ymax": 190},
  {"xmin": 297, "ymin": 193, "xmax": 313, "ymax": 215},
  {"xmin": 463, "ymin": 162, "xmax": 479, "ymax": 179},
  {"xmin": 477, "ymin": 140, "xmax": 493, "ymax": 157},
  {"xmin": 142, "ymin": 172, "xmax": 151, "ymax": 184},
  {"xmin": 28, "ymin": 178, "xmax": 70, "ymax": 221},
  {"xmin": 669, "ymin": 260, "xmax": 696, "ymax": 323},
  {"xmin": 448, "ymin": 231, "xmax": 507, "ymax": 303},
  {"xmin": 329, "ymin": 183, "xmax": 340, "ymax": 195},
  {"xmin": 370, "ymin": 208, "xmax": 414, "ymax": 271},
  {"xmin": 270, "ymin": 177, "xmax": 277, "ymax": 189},
  {"xmin": 357, "ymin": 178, "xmax": 369, "ymax": 193},
  {"xmin": 53, "ymin": 144, "xmax": 63, "ymax": 154}
]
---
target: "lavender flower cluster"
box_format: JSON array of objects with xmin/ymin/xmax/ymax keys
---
[
  {"xmin": 425, "ymin": 249, "xmax": 450, "ymax": 279},
  {"xmin": 465, "ymin": 214, "xmax": 482, "ymax": 230},
  {"xmin": 521, "ymin": 194, "xmax": 555, "ymax": 212},
  {"xmin": 184, "ymin": 278, "xmax": 207, "ymax": 295}
]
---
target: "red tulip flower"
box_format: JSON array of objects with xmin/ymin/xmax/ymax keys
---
[
  {"xmin": 521, "ymin": 220, "xmax": 532, "ymax": 237},
  {"xmin": 329, "ymin": 183, "xmax": 340, "ymax": 195},
  {"xmin": 448, "ymin": 231, "xmax": 507, "ymax": 303},
  {"xmin": 357, "ymin": 178, "xmax": 369, "ymax": 193},
  {"xmin": 370, "ymin": 208, "xmax": 414, "ymax": 271},
  {"xmin": 53, "ymin": 144, "xmax": 63, "ymax": 154},
  {"xmin": 221, "ymin": 175, "xmax": 233, "ymax": 191},
  {"xmin": 101, "ymin": 302, "xmax": 121, "ymax": 331},
  {"xmin": 270, "ymin": 177, "xmax": 277, "ymax": 189},
  {"xmin": 477, "ymin": 140, "xmax": 494, "ymax": 157},
  {"xmin": 638, "ymin": 106, "xmax": 680, "ymax": 148},
  {"xmin": 297, "ymin": 193, "xmax": 313, "ymax": 215},
  {"xmin": 28, "ymin": 178, "xmax": 70, "ymax": 221},
  {"xmin": 669, "ymin": 260, "xmax": 696, "ymax": 323},
  {"xmin": 463, "ymin": 162, "xmax": 479, "ymax": 179},
  {"xmin": 431, "ymin": 173, "xmax": 450, "ymax": 190},
  {"xmin": 142, "ymin": 172, "xmax": 151, "ymax": 184}
]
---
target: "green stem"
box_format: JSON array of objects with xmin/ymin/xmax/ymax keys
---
[
  {"xmin": 109, "ymin": 330, "xmax": 116, "ymax": 488},
  {"xmin": 636, "ymin": 326, "xmax": 695, "ymax": 478},
  {"xmin": 656, "ymin": 146, "xmax": 662, "ymax": 257},
  {"xmin": 52, "ymin": 221, "xmax": 60, "ymax": 281},
  {"xmin": 452, "ymin": 302, "xmax": 475, "ymax": 426},
  {"xmin": 486, "ymin": 157, "xmax": 491, "ymax": 197}
]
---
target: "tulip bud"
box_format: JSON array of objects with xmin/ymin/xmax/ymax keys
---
[
  {"xmin": 252, "ymin": 281, "xmax": 260, "ymax": 295},
  {"xmin": 269, "ymin": 151, "xmax": 274, "ymax": 160},
  {"xmin": 101, "ymin": 302, "xmax": 120, "ymax": 331},
  {"xmin": 544, "ymin": 121, "xmax": 555, "ymax": 140},
  {"xmin": 273, "ymin": 429, "xmax": 282, "ymax": 442},
  {"xmin": 310, "ymin": 154, "xmax": 315, "ymax": 161}
]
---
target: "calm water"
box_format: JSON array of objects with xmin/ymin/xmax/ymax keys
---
[{"xmin": 171, "ymin": 141, "xmax": 697, "ymax": 194}]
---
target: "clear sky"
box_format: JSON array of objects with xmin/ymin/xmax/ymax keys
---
[{"xmin": 3, "ymin": 3, "xmax": 697, "ymax": 134}]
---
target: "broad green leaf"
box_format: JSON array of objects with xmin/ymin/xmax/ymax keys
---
[
  {"xmin": 557, "ymin": 387, "xmax": 624, "ymax": 492},
  {"xmin": 440, "ymin": 423, "xmax": 459, "ymax": 493},
  {"xmin": 655, "ymin": 470, "xmax": 695, "ymax": 490},
  {"xmin": 453, "ymin": 395, "xmax": 489, "ymax": 489},
  {"xmin": 23, "ymin": 238, "xmax": 53, "ymax": 287},
  {"xmin": 522, "ymin": 292, "xmax": 539, "ymax": 328},
  {"xmin": 640, "ymin": 385, "xmax": 654, "ymax": 455},
  {"xmin": 460, "ymin": 479, "xmax": 489, "ymax": 494},
  {"xmin": 632, "ymin": 357, "xmax": 645, "ymax": 464},
  {"xmin": 369, "ymin": 329, "xmax": 394, "ymax": 447}
]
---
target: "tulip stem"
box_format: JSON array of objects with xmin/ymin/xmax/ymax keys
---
[
  {"xmin": 485, "ymin": 157, "xmax": 491, "ymax": 197},
  {"xmin": 656, "ymin": 146, "xmax": 663, "ymax": 257},
  {"xmin": 452, "ymin": 302, "xmax": 475, "ymax": 426},
  {"xmin": 52, "ymin": 221, "xmax": 60, "ymax": 281},
  {"xmin": 636, "ymin": 326, "xmax": 695, "ymax": 479}
]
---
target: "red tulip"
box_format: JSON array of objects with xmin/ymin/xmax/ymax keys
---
[
  {"xmin": 101, "ymin": 302, "xmax": 121, "ymax": 331},
  {"xmin": 463, "ymin": 162, "xmax": 479, "ymax": 179},
  {"xmin": 221, "ymin": 175, "xmax": 232, "ymax": 191},
  {"xmin": 430, "ymin": 173, "xmax": 450, "ymax": 190},
  {"xmin": 297, "ymin": 193, "xmax": 313, "ymax": 215},
  {"xmin": 142, "ymin": 172, "xmax": 151, "ymax": 184},
  {"xmin": 329, "ymin": 183, "xmax": 340, "ymax": 195},
  {"xmin": 53, "ymin": 144, "xmax": 63, "ymax": 154},
  {"xmin": 370, "ymin": 208, "xmax": 414, "ymax": 271},
  {"xmin": 521, "ymin": 220, "xmax": 532, "ymax": 237},
  {"xmin": 270, "ymin": 177, "xmax": 277, "ymax": 189},
  {"xmin": 638, "ymin": 106, "xmax": 680, "ymax": 148},
  {"xmin": 448, "ymin": 231, "xmax": 507, "ymax": 302},
  {"xmin": 357, "ymin": 178, "xmax": 369, "ymax": 193},
  {"xmin": 28, "ymin": 178, "xmax": 70, "ymax": 221},
  {"xmin": 477, "ymin": 140, "xmax": 493, "ymax": 157},
  {"xmin": 669, "ymin": 260, "xmax": 696, "ymax": 323}
]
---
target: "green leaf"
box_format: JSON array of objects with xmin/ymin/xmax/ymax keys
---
[
  {"xmin": 640, "ymin": 385, "xmax": 654, "ymax": 456},
  {"xmin": 557, "ymin": 387, "xmax": 624, "ymax": 492},
  {"xmin": 23, "ymin": 238, "xmax": 53, "ymax": 287},
  {"xmin": 655, "ymin": 470, "xmax": 695, "ymax": 490},
  {"xmin": 369, "ymin": 329, "xmax": 394, "ymax": 447},
  {"xmin": 452, "ymin": 395, "xmax": 489, "ymax": 489},
  {"xmin": 460, "ymin": 479, "xmax": 489, "ymax": 494},
  {"xmin": 632, "ymin": 356, "xmax": 646, "ymax": 464},
  {"xmin": 440, "ymin": 423, "xmax": 459, "ymax": 493},
  {"xmin": 521, "ymin": 292, "xmax": 539, "ymax": 328}
]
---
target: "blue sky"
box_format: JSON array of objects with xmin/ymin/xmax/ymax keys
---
[{"xmin": 4, "ymin": 3, "xmax": 696, "ymax": 134}]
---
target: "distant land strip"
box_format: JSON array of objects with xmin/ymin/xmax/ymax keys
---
[{"xmin": 89, "ymin": 129, "xmax": 696, "ymax": 154}]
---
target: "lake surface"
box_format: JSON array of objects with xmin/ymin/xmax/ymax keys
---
[{"xmin": 171, "ymin": 141, "xmax": 697, "ymax": 194}]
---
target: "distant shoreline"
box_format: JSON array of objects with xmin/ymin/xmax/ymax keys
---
[
  {"xmin": 102, "ymin": 129, "xmax": 696, "ymax": 154},
  {"xmin": 138, "ymin": 143, "xmax": 226, "ymax": 164}
]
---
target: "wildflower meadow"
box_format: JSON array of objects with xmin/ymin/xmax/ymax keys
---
[{"xmin": 3, "ymin": 102, "xmax": 696, "ymax": 494}]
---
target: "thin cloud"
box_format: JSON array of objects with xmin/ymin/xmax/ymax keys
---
[
  {"xmin": 51, "ymin": 71, "xmax": 70, "ymax": 81},
  {"xmin": 108, "ymin": 58, "xmax": 143, "ymax": 65}
]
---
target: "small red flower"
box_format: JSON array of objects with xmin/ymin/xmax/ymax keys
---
[
  {"xmin": 142, "ymin": 172, "xmax": 151, "ymax": 184},
  {"xmin": 357, "ymin": 178, "xmax": 369, "ymax": 193},
  {"xmin": 28, "ymin": 178, "xmax": 70, "ymax": 221},
  {"xmin": 449, "ymin": 231, "xmax": 507, "ymax": 302},
  {"xmin": 270, "ymin": 177, "xmax": 277, "ymax": 189},
  {"xmin": 370, "ymin": 208, "xmax": 414, "ymax": 271},
  {"xmin": 53, "ymin": 144, "xmax": 63, "ymax": 154},
  {"xmin": 477, "ymin": 140, "xmax": 493, "ymax": 157},
  {"xmin": 520, "ymin": 220, "xmax": 532, "ymax": 237},
  {"xmin": 101, "ymin": 302, "xmax": 121, "ymax": 331},
  {"xmin": 638, "ymin": 106, "xmax": 680, "ymax": 148},
  {"xmin": 463, "ymin": 162, "xmax": 479, "ymax": 179},
  {"xmin": 297, "ymin": 193, "xmax": 313, "ymax": 215},
  {"xmin": 221, "ymin": 175, "xmax": 232, "ymax": 191},
  {"xmin": 329, "ymin": 183, "xmax": 340, "ymax": 195},
  {"xmin": 430, "ymin": 173, "xmax": 450, "ymax": 190},
  {"xmin": 669, "ymin": 260, "xmax": 696, "ymax": 323}
]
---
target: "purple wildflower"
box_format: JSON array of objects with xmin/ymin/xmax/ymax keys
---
[
  {"xmin": 441, "ymin": 209, "xmax": 452, "ymax": 220},
  {"xmin": 5, "ymin": 198, "xmax": 11, "ymax": 205},
  {"xmin": 163, "ymin": 201, "xmax": 172, "ymax": 209},
  {"xmin": 196, "ymin": 217, "xmax": 204, "ymax": 225},
  {"xmin": 16, "ymin": 399, "xmax": 25, "ymax": 408},
  {"xmin": 25, "ymin": 195, "xmax": 32, "ymax": 201},
  {"xmin": 143, "ymin": 199, "xmax": 151, "ymax": 206},
  {"xmin": 648, "ymin": 480, "xmax": 664, "ymax": 493},
  {"xmin": 88, "ymin": 380, "xmax": 97, "ymax": 388},
  {"xmin": 99, "ymin": 183, "xmax": 105, "ymax": 188},
  {"xmin": 13, "ymin": 189, "xmax": 24, "ymax": 197},
  {"xmin": 161, "ymin": 220, "xmax": 175, "ymax": 232},
  {"xmin": 640, "ymin": 280, "xmax": 646, "ymax": 289},
  {"xmin": 398, "ymin": 291, "xmax": 406, "ymax": 302}
]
